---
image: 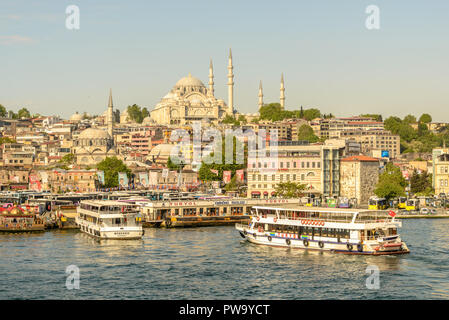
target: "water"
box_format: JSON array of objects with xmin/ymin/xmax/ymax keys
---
[{"xmin": 1, "ymin": 219, "xmax": 449, "ymax": 299}]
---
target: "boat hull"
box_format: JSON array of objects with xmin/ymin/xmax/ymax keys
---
[{"xmin": 237, "ymin": 229, "xmax": 410, "ymax": 255}]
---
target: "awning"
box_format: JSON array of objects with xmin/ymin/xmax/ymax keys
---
[
  {"xmin": 263, "ymin": 191, "xmax": 269, "ymax": 195},
  {"xmin": 251, "ymin": 191, "xmax": 261, "ymax": 195}
]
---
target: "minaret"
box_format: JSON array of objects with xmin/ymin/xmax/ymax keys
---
[
  {"xmin": 258, "ymin": 81, "xmax": 264, "ymax": 110},
  {"xmin": 280, "ymin": 73, "xmax": 285, "ymax": 110},
  {"xmin": 227, "ymin": 48, "xmax": 234, "ymax": 115},
  {"xmin": 208, "ymin": 59, "xmax": 214, "ymax": 97},
  {"xmin": 107, "ymin": 89, "xmax": 114, "ymax": 137}
]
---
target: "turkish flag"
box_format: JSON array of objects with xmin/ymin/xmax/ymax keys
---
[{"xmin": 388, "ymin": 210, "xmax": 396, "ymax": 217}]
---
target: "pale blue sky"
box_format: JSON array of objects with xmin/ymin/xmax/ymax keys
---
[{"xmin": 1, "ymin": 0, "xmax": 448, "ymax": 121}]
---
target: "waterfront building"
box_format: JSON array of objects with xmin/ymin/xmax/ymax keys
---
[
  {"xmin": 432, "ymin": 147, "xmax": 449, "ymax": 195},
  {"xmin": 246, "ymin": 141, "xmax": 344, "ymax": 199},
  {"xmin": 339, "ymin": 155, "xmax": 380, "ymax": 206}
]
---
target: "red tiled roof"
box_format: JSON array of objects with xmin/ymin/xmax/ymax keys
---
[{"xmin": 341, "ymin": 155, "xmax": 379, "ymax": 162}]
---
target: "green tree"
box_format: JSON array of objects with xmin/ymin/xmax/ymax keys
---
[
  {"xmin": 274, "ymin": 182, "xmax": 307, "ymax": 198},
  {"xmin": 167, "ymin": 156, "xmax": 181, "ymax": 170},
  {"xmin": 360, "ymin": 114, "xmax": 383, "ymax": 122},
  {"xmin": 17, "ymin": 108, "xmax": 31, "ymax": 118},
  {"xmin": 0, "ymin": 137, "xmax": 16, "ymax": 145},
  {"xmin": 297, "ymin": 124, "xmax": 319, "ymax": 142},
  {"xmin": 374, "ymin": 163, "xmax": 407, "ymax": 200},
  {"xmin": 419, "ymin": 113, "xmax": 432, "ymax": 124},
  {"xmin": 198, "ymin": 136, "xmax": 246, "ymax": 181},
  {"xmin": 96, "ymin": 157, "xmax": 131, "ymax": 188},
  {"xmin": 126, "ymin": 104, "xmax": 146, "ymax": 123},
  {"xmin": 410, "ymin": 169, "xmax": 433, "ymax": 195},
  {"xmin": 403, "ymin": 114, "xmax": 417, "ymax": 124},
  {"xmin": 0, "ymin": 104, "xmax": 6, "ymax": 117},
  {"xmin": 302, "ymin": 108, "xmax": 321, "ymax": 121},
  {"xmin": 60, "ymin": 153, "xmax": 76, "ymax": 165}
]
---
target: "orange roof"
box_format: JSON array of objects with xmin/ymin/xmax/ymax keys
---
[{"xmin": 341, "ymin": 155, "xmax": 379, "ymax": 162}]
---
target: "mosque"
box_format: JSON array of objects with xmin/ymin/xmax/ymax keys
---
[{"xmin": 72, "ymin": 90, "xmax": 117, "ymax": 166}]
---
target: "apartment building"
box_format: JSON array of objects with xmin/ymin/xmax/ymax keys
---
[
  {"xmin": 247, "ymin": 141, "xmax": 344, "ymax": 198},
  {"xmin": 340, "ymin": 129, "xmax": 400, "ymax": 159},
  {"xmin": 432, "ymin": 148, "xmax": 449, "ymax": 195}
]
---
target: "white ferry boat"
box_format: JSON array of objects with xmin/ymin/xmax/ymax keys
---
[
  {"xmin": 235, "ymin": 205, "xmax": 410, "ymax": 255},
  {"xmin": 76, "ymin": 200, "xmax": 144, "ymax": 240}
]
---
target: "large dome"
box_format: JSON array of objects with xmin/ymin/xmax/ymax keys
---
[
  {"xmin": 70, "ymin": 112, "xmax": 83, "ymax": 121},
  {"xmin": 175, "ymin": 73, "xmax": 205, "ymax": 88},
  {"xmin": 78, "ymin": 128, "xmax": 110, "ymax": 140}
]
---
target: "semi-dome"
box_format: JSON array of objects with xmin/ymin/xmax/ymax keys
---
[
  {"xmin": 78, "ymin": 128, "xmax": 110, "ymax": 140},
  {"xmin": 175, "ymin": 73, "xmax": 205, "ymax": 88}
]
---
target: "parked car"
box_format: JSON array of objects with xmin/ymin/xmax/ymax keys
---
[{"xmin": 420, "ymin": 208, "xmax": 430, "ymax": 215}]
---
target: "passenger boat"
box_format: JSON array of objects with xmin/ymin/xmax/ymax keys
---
[
  {"xmin": 139, "ymin": 198, "xmax": 299, "ymax": 228},
  {"xmin": 235, "ymin": 205, "xmax": 410, "ymax": 255},
  {"xmin": 0, "ymin": 205, "xmax": 45, "ymax": 233},
  {"xmin": 76, "ymin": 200, "xmax": 144, "ymax": 240}
]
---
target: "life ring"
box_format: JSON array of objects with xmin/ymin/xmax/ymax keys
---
[
  {"xmin": 286, "ymin": 239, "xmax": 291, "ymax": 246},
  {"xmin": 301, "ymin": 219, "xmax": 305, "ymax": 224},
  {"xmin": 303, "ymin": 239, "xmax": 309, "ymax": 247},
  {"xmin": 347, "ymin": 243, "xmax": 353, "ymax": 251},
  {"xmin": 321, "ymin": 221, "xmax": 325, "ymax": 226},
  {"xmin": 357, "ymin": 244, "xmax": 363, "ymax": 252},
  {"xmin": 319, "ymin": 241, "xmax": 324, "ymax": 248},
  {"xmin": 268, "ymin": 236, "xmax": 272, "ymax": 242}
]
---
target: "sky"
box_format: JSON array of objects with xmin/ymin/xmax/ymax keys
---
[{"xmin": 1, "ymin": 0, "xmax": 448, "ymax": 121}]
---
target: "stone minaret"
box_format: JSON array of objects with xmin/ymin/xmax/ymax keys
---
[
  {"xmin": 280, "ymin": 73, "xmax": 285, "ymax": 110},
  {"xmin": 107, "ymin": 89, "xmax": 114, "ymax": 137},
  {"xmin": 227, "ymin": 48, "xmax": 234, "ymax": 115},
  {"xmin": 258, "ymin": 81, "xmax": 264, "ymax": 110},
  {"xmin": 208, "ymin": 59, "xmax": 214, "ymax": 97}
]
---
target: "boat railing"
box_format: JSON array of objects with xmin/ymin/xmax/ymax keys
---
[{"xmin": 236, "ymin": 222, "xmax": 250, "ymax": 229}]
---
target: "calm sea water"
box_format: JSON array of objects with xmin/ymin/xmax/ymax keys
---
[{"xmin": 1, "ymin": 219, "xmax": 448, "ymax": 300}]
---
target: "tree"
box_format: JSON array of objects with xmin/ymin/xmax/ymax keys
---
[
  {"xmin": 17, "ymin": 108, "xmax": 31, "ymax": 118},
  {"xmin": 167, "ymin": 156, "xmax": 181, "ymax": 170},
  {"xmin": 60, "ymin": 153, "xmax": 76, "ymax": 165},
  {"xmin": 0, "ymin": 104, "xmax": 6, "ymax": 117},
  {"xmin": 374, "ymin": 163, "xmax": 406, "ymax": 200},
  {"xmin": 419, "ymin": 113, "xmax": 432, "ymax": 124},
  {"xmin": 126, "ymin": 104, "xmax": 146, "ymax": 123},
  {"xmin": 0, "ymin": 137, "xmax": 16, "ymax": 145},
  {"xmin": 297, "ymin": 124, "xmax": 319, "ymax": 142},
  {"xmin": 302, "ymin": 108, "xmax": 321, "ymax": 121},
  {"xmin": 96, "ymin": 157, "xmax": 131, "ymax": 188},
  {"xmin": 274, "ymin": 182, "xmax": 307, "ymax": 198},
  {"xmin": 410, "ymin": 169, "xmax": 433, "ymax": 195},
  {"xmin": 403, "ymin": 114, "xmax": 417, "ymax": 124},
  {"xmin": 198, "ymin": 136, "xmax": 247, "ymax": 181},
  {"xmin": 360, "ymin": 114, "xmax": 383, "ymax": 122}
]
